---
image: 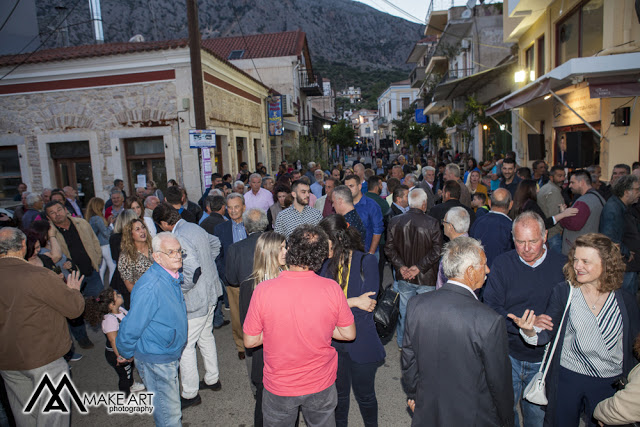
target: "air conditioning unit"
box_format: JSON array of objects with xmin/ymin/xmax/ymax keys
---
[
  {"xmin": 281, "ymin": 95, "xmax": 295, "ymax": 116},
  {"xmin": 461, "ymin": 39, "xmax": 470, "ymax": 50},
  {"xmin": 301, "ymin": 126, "xmax": 309, "ymax": 136}
]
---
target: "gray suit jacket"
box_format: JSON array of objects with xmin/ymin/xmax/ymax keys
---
[
  {"xmin": 419, "ymin": 181, "xmax": 437, "ymax": 212},
  {"xmin": 172, "ymin": 219, "xmax": 222, "ymax": 319},
  {"xmin": 401, "ymin": 282, "xmax": 514, "ymax": 427}
]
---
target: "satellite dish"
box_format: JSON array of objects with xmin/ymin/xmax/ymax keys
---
[
  {"xmin": 462, "ymin": 9, "xmax": 472, "ymax": 19},
  {"xmin": 129, "ymin": 34, "xmax": 145, "ymax": 43},
  {"xmin": 462, "ymin": 0, "xmax": 476, "ymax": 19}
]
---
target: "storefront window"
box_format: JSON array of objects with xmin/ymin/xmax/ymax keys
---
[
  {"xmin": 556, "ymin": 0, "xmax": 603, "ymax": 65},
  {"xmin": 0, "ymin": 147, "xmax": 21, "ymax": 201},
  {"xmin": 50, "ymin": 141, "xmax": 94, "ymax": 203}
]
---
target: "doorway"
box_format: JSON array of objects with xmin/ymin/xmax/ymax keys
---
[
  {"xmin": 125, "ymin": 137, "xmax": 167, "ymax": 195},
  {"xmin": 50, "ymin": 141, "xmax": 95, "ymax": 203}
]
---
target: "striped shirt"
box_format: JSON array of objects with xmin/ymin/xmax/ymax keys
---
[{"xmin": 560, "ymin": 290, "xmax": 623, "ymax": 378}]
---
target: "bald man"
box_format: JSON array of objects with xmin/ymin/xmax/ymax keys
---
[{"xmin": 469, "ymin": 188, "xmax": 515, "ymax": 267}]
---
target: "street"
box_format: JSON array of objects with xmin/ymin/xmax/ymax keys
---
[{"xmin": 68, "ymin": 267, "xmax": 411, "ymax": 426}]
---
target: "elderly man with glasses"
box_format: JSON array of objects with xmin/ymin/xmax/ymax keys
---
[{"xmin": 117, "ymin": 232, "xmax": 189, "ymax": 427}]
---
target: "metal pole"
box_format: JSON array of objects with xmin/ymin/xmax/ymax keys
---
[
  {"xmin": 186, "ymin": 0, "xmax": 206, "ymax": 130},
  {"xmin": 488, "ymin": 115, "xmax": 512, "ymax": 136},
  {"xmin": 549, "ymin": 90, "xmax": 608, "ymax": 143},
  {"xmin": 512, "ymin": 110, "xmax": 539, "ymax": 134}
]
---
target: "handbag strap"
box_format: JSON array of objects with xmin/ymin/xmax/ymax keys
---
[{"xmin": 539, "ymin": 284, "xmax": 574, "ymax": 379}]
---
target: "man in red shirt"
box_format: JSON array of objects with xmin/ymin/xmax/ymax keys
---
[{"xmin": 244, "ymin": 225, "xmax": 355, "ymax": 426}]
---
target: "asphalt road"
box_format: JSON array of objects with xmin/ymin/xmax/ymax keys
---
[{"xmin": 68, "ymin": 267, "xmax": 411, "ymax": 427}]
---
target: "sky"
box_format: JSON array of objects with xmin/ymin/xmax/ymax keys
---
[{"xmin": 354, "ymin": 0, "xmax": 482, "ymax": 24}]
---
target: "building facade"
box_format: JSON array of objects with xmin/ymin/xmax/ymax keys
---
[
  {"xmin": 0, "ymin": 40, "xmax": 271, "ymax": 204},
  {"xmin": 377, "ymin": 80, "xmax": 420, "ymax": 148}
]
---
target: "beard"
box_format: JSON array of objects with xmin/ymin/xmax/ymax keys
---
[{"xmin": 296, "ymin": 195, "xmax": 309, "ymax": 206}]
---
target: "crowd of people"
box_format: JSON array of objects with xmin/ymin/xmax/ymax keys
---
[{"xmin": 1, "ymin": 150, "xmax": 640, "ymax": 427}]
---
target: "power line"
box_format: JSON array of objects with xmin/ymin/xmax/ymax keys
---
[
  {"xmin": 0, "ymin": 0, "xmax": 84, "ymax": 81},
  {"xmin": 0, "ymin": 0, "xmax": 23, "ymax": 34},
  {"xmin": 230, "ymin": 5, "xmax": 264, "ymax": 86},
  {"xmin": 376, "ymin": 0, "xmax": 425, "ymax": 24}
]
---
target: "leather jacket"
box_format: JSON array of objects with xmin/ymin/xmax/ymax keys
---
[{"xmin": 385, "ymin": 207, "xmax": 443, "ymax": 286}]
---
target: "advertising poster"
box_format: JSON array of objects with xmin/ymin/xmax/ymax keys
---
[
  {"xmin": 189, "ymin": 129, "xmax": 216, "ymax": 148},
  {"xmin": 268, "ymin": 96, "xmax": 283, "ymax": 136}
]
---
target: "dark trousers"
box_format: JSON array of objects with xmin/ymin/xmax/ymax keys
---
[
  {"xmin": 254, "ymin": 381, "xmax": 264, "ymax": 427},
  {"xmin": 263, "ymin": 384, "xmax": 337, "ymax": 427},
  {"xmin": 554, "ymin": 366, "xmax": 618, "ymax": 427},
  {"xmin": 335, "ymin": 351, "xmax": 380, "ymax": 427},
  {"xmin": 105, "ymin": 350, "xmax": 134, "ymax": 395}
]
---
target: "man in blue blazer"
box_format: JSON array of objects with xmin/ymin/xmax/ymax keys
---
[{"xmin": 214, "ymin": 193, "xmax": 247, "ymax": 359}]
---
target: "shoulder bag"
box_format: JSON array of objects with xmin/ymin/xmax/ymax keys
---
[
  {"xmin": 523, "ymin": 284, "xmax": 574, "ymax": 405},
  {"xmin": 359, "ymin": 254, "xmax": 400, "ymax": 339}
]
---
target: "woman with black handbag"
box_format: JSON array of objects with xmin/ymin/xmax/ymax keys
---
[
  {"xmin": 510, "ymin": 233, "xmax": 640, "ymax": 427},
  {"xmin": 318, "ymin": 214, "xmax": 386, "ymax": 427}
]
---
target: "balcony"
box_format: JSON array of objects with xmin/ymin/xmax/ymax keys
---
[
  {"xmin": 298, "ymin": 68, "xmax": 323, "ymax": 96},
  {"xmin": 446, "ymin": 67, "xmax": 475, "ymax": 81},
  {"xmin": 410, "ymin": 66, "xmax": 427, "ymax": 88}
]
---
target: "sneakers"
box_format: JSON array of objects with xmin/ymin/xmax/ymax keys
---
[
  {"xmin": 130, "ymin": 382, "xmax": 146, "ymax": 393},
  {"xmin": 199, "ymin": 380, "xmax": 221, "ymax": 391},
  {"xmin": 213, "ymin": 320, "xmax": 230, "ymax": 330},
  {"xmin": 77, "ymin": 338, "xmax": 94, "ymax": 349},
  {"xmin": 180, "ymin": 393, "xmax": 202, "ymax": 410},
  {"xmin": 69, "ymin": 353, "xmax": 83, "ymax": 362}
]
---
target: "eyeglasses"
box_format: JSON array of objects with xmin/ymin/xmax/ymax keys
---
[
  {"xmin": 441, "ymin": 220, "xmax": 451, "ymax": 226},
  {"xmin": 157, "ymin": 249, "xmax": 187, "ymax": 259}
]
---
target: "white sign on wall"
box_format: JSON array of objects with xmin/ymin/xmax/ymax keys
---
[
  {"xmin": 189, "ymin": 129, "xmax": 216, "ymax": 148},
  {"xmin": 552, "ymin": 87, "xmax": 601, "ymax": 127}
]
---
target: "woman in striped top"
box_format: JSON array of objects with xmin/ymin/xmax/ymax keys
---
[{"xmin": 510, "ymin": 233, "xmax": 640, "ymax": 427}]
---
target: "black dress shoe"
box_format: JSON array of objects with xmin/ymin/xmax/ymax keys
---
[
  {"xmin": 213, "ymin": 320, "xmax": 230, "ymax": 329},
  {"xmin": 199, "ymin": 380, "xmax": 222, "ymax": 391},
  {"xmin": 238, "ymin": 351, "xmax": 245, "ymax": 360},
  {"xmin": 77, "ymin": 338, "xmax": 94, "ymax": 349},
  {"xmin": 181, "ymin": 394, "xmax": 202, "ymax": 410}
]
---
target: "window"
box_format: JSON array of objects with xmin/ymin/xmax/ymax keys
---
[
  {"xmin": 125, "ymin": 137, "xmax": 166, "ymax": 196},
  {"xmin": 556, "ymin": 0, "xmax": 603, "ymax": 65},
  {"xmin": 537, "ymin": 35, "xmax": 545, "ymax": 77},
  {"xmin": 0, "ymin": 146, "xmax": 21, "ymax": 201},
  {"xmin": 228, "ymin": 50, "xmax": 245, "ymax": 60},
  {"xmin": 402, "ymin": 97, "xmax": 410, "ymax": 110},
  {"xmin": 50, "ymin": 141, "xmax": 95, "ymax": 202},
  {"xmin": 525, "ymin": 45, "xmax": 535, "ymax": 80}
]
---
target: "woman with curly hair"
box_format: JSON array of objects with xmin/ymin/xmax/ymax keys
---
[
  {"xmin": 109, "ymin": 210, "xmax": 139, "ymax": 309},
  {"xmin": 239, "ymin": 232, "xmax": 288, "ymax": 427},
  {"xmin": 318, "ymin": 214, "xmax": 385, "ymax": 427},
  {"xmin": 509, "ymin": 233, "xmax": 640, "ymax": 427},
  {"xmin": 118, "ymin": 218, "xmax": 153, "ymax": 294}
]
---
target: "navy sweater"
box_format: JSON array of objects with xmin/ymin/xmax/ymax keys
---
[
  {"xmin": 469, "ymin": 211, "xmax": 514, "ymax": 268},
  {"xmin": 484, "ymin": 249, "xmax": 566, "ymax": 362}
]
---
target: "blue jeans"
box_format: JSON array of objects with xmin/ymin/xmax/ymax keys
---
[
  {"xmin": 510, "ymin": 355, "xmax": 545, "ymax": 427},
  {"xmin": 81, "ymin": 269, "xmax": 104, "ymax": 297},
  {"xmin": 397, "ymin": 280, "xmax": 435, "ymax": 347},
  {"xmin": 335, "ymin": 351, "xmax": 381, "ymax": 427},
  {"xmin": 622, "ymin": 272, "xmax": 638, "ymax": 296},
  {"xmin": 263, "ymin": 384, "xmax": 337, "ymax": 427},
  {"xmin": 137, "ymin": 359, "xmax": 181, "ymax": 427}
]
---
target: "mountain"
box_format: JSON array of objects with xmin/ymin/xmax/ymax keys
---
[{"xmin": 35, "ymin": 0, "xmax": 424, "ymax": 105}]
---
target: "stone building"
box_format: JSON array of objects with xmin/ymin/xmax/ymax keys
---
[{"xmin": 0, "ymin": 39, "xmax": 271, "ymax": 204}]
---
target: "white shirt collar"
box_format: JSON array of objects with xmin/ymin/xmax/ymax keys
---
[
  {"xmin": 518, "ymin": 246, "xmax": 547, "ymax": 268},
  {"xmin": 447, "ymin": 280, "xmax": 478, "ymax": 299},
  {"xmin": 489, "ymin": 210, "xmax": 512, "ymax": 221}
]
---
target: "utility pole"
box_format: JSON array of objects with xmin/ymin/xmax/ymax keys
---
[{"xmin": 186, "ymin": 0, "xmax": 206, "ymax": 129}]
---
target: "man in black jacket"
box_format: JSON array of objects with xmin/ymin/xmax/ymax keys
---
[
  {"xmin": 401, "ymin": 236, "xmax": 513, "ymax": 427},
  {"xmin": 429, "ymin": 180, "xmax": 475, "ymax": 238},
  {"xmin": 200, "ymin": 195, "xmax": 227, "ymax": 235}
]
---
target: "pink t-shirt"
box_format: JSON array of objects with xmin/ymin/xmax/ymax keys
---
[
  {"xmin": 243, "ymin": 270, "xmax": 354, "ymax": 396},
  {"xmin": 102, "ymin": 307, "xmax": 128, "ymax": 334}
]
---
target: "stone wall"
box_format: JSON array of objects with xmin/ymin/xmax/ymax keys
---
[
  {"xmin": 204, "ymin": 84, "xmax": 262, "ymax": 130},
  {"xmin": 0, "ymin": 82, "xmax": 178, "ymax": 192}
]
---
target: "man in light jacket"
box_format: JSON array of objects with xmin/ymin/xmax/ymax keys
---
[{"xmin": 153, "ymin": 203, "xmax": 223, "ymax": 409}]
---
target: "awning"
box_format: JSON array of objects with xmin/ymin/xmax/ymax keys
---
[
  {"xmin": 589, "ymin": 81, "xmax": 640, "ymax": 98},
  {"xmin": 486, "ymin": 52, "xmax": 640, "ymax": 116}
]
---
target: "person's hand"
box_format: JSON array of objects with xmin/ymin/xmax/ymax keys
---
[
  {"xmin": 407, "ymin": 399, "xmax": 415, "ymax": 413},
  {"xmin": 507, "ymin": 309, "xmax": 537, "ymax": 336},
  {"xmin": 407, "ymin": 266, "xmax": 420, "ymax": 279},
  {"xmin": 108, "ymin": 215, "xmax": 116, "ymax": 224},
  {"xmin": 66, "ymin": 270, "xmax": 84, "ymax": 291},
  {"xmin": 48, "ymin": 222, "xmax": 57, "ymax": 238},
  {"xmin": 353, "ymin": 292, "xmax": 377, "ymax": 312},
  {"xmin": 63, "ymin": 260, "xmax": 72, "ymax": 270},
  {"xmin": 533, "ymin": 314, "xmax": 553, "ymax": 331},
  {"xmin": 557, "ymin": 207, "xmax": 578, "ymax": 220},
  {"xmin": 399, "ymin": 266, "xmax": 410, "ymax": 279}
]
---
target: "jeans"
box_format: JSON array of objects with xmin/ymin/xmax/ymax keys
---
[
  {"xmin": 509, "ymin": 355, "xmax": 545, "ymax": 427},
  {"xmin": 263, "ymin": 384, "xmax": 337, "ymax": 427},
  {"xmin": 547, "ymin": 234, "xmax": 562, "ymax": 255},
  {"xmin": 397, "ymin": 280, "xmax": 435, "ymax": 347},
  {"xmin": 622, "ymin": 272, "xmax": 638, "ymax": 297},
  {"xmin": 180, "ymin": 305, "xmax": 219, "ymax": 399},
  {"xmin": 213, "ymin": 295, "xmax": 225, "ymax": 328},
  {"xmin": 0, "ymin": 358, "xmax": 70, "ymax": 427},
  {"xmin": 335, "ymin": 351, "xmax": 381, "ymax": 427},
  {"xmin": 137, "ymin": 359, "xmax": 181, "ymax": 427},
  {"xmin": 81, "ymin": 269, "xmax": 104, "ymax": 297}
]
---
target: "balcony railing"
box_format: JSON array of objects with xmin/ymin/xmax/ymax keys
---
[
  {"xmin": 298, "ymin": 68, "xmax": 323, "ymax": 96},
  {"xmin": 446, "ymin": 67, "xmax": 474, "ymax": 81}
]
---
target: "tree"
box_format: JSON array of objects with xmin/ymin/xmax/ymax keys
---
[
  {"xmin": 327, "ymin": 120, "xmax": 356, "ymax": 148},
  {"xmin": 392, "ymin": 106, "xmax": 426, "ymax": 150}
]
